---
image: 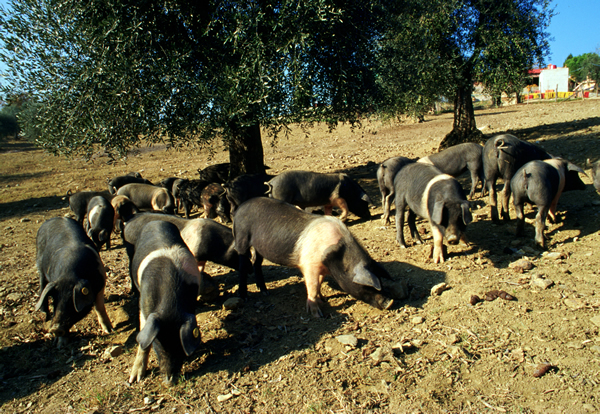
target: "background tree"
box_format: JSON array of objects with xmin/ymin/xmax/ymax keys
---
[
  {"xmin": 377, "ymin": 0, "xmax": 553, "ymax": 150},
  {"xmin": 564, "ymin": 52, "xmax": 600, "ymax": 84},
  {"xmin": 0, "ymin": 0, "xmax": 381, "ymax": 177}
]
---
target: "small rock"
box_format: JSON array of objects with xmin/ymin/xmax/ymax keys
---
[
  {"xmin": 590, "ymin": 315, "xmax": 600, "ymax": 327},
  {"xmin": 589, "ymin": 345, "xmax": 600, "ymax": 354},
  {"xmin": 5, "ymin": 292, "xmax": 22, "ymax": 302},
  {"xmin": 532, "ymin": 363, "xmax": 553, "ymax": 378},
  {"xmin": 335, "ymin": 334, "xmax": 358, "ymax": 347},
  {"xmin": 411, "ymin": 316, "xmax": 425, "ymax": 325},
  {"xmin": 370, "ymin": 348, "xmax": 383, "ymax": 363},
  {"xmin": 566, "ymin": 341, "xmax": 584, "ymax": 350},
  {"xmin": 531, "ymin": 275, "xmax": 554, "ymax": 290},
  {"xmin": 144, "ymin": 396, "xmax": 155, "ymax": 405},
  {"xmin": 103, "ymin": 345, "xmax": 124, "ymax": 359},
  {"xmin": 564, "ymin": 298, "xmax": 585, "ymax": 309},
  {"xmin": 391, "ymin": 342, "xmax": 413, "ymax": 354},
  {"xmin": 509, "ymin": 258, "xmax": 533, "ymax": 270},
  {"xmin": 217, "ymin": 393, "xmax": 233, "ymax": 402},
  {"xmin": 223, "ymin": 297, "xmax": 243, "ymax": 311},
  {"xmin": 20, "ymin": 218, "xmax": 31, "ymax": 223},
  {"xmin": 543, "ymin": 252, "xmax": 566, "ymax": 260},
  {"xmin": 430, "ymin": 282, "xmax": 449, "ymax": 296}
]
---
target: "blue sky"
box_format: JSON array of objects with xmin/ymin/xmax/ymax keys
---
[{"xmin": 0, "ymin": 0, "xmax": 599, "ymax": 88}]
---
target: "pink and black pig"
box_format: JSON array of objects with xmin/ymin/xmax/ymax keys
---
[
  {"xmin": 128, "ymin": 220, "xmax": 202, "ymax": 385},
  {"xmin": 418, "ymin": 142, "xmax": 484, "ymax": 199},
  {"xmin": 483, "ymin": 134, "xmax": 552, "ymax": 222},
  {"xmin": 267, "ymin": 170, "xmax": 372, "ymax": 222},
  {"xmin": 233, "ymin": 197, "xmax": 393, "ymax": 317},
  {"xmin": 587, "ymin": 159, "xmax": 600, "ymax": 194},
  {"xmin": 84, "ymin": 196, "xmax": 115, "ymax": 250},
  {"xmin": 67, "ymin": 190, "xmax": 113, "ymax": 225},
  {"xmin": 393, "ymin": 162, "xmax": 472, "ymax": 264},
  {"xmin": 116, "ymin": 183, "xmax": 175, "ymax": 215},
  {"xmin": 108, "ymin": 172, "xmax": 152, "ymax": 194},
  {"xmin": 377, "ymin": 156, "xmax": 415, "ymax": 224},
  {"xmin": 35, "ymin": 217, "xmax": 113, "ymax": 348},
  {"xmin": 511, "ymin": 158, "xmax": 586, "ymax": 248}
]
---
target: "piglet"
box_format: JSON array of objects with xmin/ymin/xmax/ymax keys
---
[
  {"xmin": 511, "ymin": 158, "xmax": 586, "ymax": 248},
  {"xmin": 394, "ymin": 162, "xmax": 472, "ymax": 264},
  {"xmin": 233, "ymin": 197, "xmax": 393, "ymax": 317},
  {"xmin": 267, "ymin": 170, "xmax": 372, "ymax": 221},
  {"xmin": 377, "ymin": 156, "xmax": 415, "ymax": 224},
  {"xmin": 108, "ymin": 172, "xmax": 152, "ymax": 194},
  {"xmin": 35, "ymin": 217, "xmax": 113, "ymax": 348},
  {"xmin": 128, "ymin": 220, "xmax": 202, "ymax": 385},
  {"xmin": 84, "ymin": 195, "xmax": 115, "ymax": 250}
]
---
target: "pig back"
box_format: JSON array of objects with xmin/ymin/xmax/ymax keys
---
[{"xmin": 268, "ymin": 171, "xmax": 342, "ymax": 207}]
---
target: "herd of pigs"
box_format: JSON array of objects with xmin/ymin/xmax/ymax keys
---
[{"xmin": 34, "ymin": 133, "xmax": 600, "ymax": 385}]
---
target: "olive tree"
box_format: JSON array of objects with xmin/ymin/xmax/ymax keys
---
[{"xmin": 0, "ymin": 0, "xmax": 381, "ymax": 176}]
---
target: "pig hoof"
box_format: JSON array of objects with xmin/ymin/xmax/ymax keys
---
[{"xmin": 306, "ymin": 300, "xmax": 324, "ymax": 318}]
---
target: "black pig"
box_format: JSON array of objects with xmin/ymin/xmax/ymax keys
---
[
  {"xmin": 128, "ymin": 220, "xmax": 202, "ymax": 384},
  {"xmin": 84, "ymin": 196, "xmax": 115, "ymax": 250},
  {"xmin": 418, "ymin": 142, "xmax": 484, "ymax": 199},
  {"xmin": 67, "ymin": 190, "xmax": 113, "ymax": 225},
  {"xmin": 511, "ymin": 158, "xmax": 586, "ymax": 248},
  {"xmin": 233, "ymin": 197, "xmax": 393, "ymax": 317},
  {"xmin": 267, "ymin": 170, "xmax": 372, "ymax": 222},
  {"xmin": 35, "ymin": 217, "xmax": 113, "ymax": 348},
  {"xmin": 394, "ymin": 163, "xmax": 472, "ymax": 264},
  {"xmin": 483, "ymin": 134, "xmax": 552, "ymax": 221},
  {"xmin": 377, "ymin": 156, "xmax": 415, "ymax": 224},
  {"xmin": 108, "ymin": 172, "xmax": 152, "ymax": 194},
  {"xmin": 223, "ymin": 173, "xmax": 273, "ymax": 217}
]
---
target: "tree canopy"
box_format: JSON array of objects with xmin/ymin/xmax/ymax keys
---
[
  {"xmin": 376, "ymin": 0, "xmax": 553, "ymax": 149},
  {"xmin": 564, "ymin": 52, "xmax": 600, "ymax": 84},
  {"xmin": 0, "ymin": 0, "xmax": 554, "ymax": 163}
]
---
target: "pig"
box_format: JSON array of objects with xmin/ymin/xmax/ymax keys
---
[
  {"xmin": 116, "ymin": 183, "xmax": 175, "ymax": 215},
  {"xmin": 111, "ymin": 194, "xmax": 140, "ymax": 233},
  {"xmin": 159, "ymin": 176, "xmax": 179, "ymax": 193},
  {"xmin": 108, "ymin": 172, "xmax": 152, "ymax": 194},
  {"xmin": 200, "ymin": 183, "xmax": 228, "ymax": 221},
  {"xmin": 67, "ymin": 190, "xmax": 113, "ymax": 225},
  {"xmin": 35, "ymin": 217, "xmax": 113, "ymax": 348},
  {"xmin": 223, "ymin": 173, "xmax": 273, "ymax": 217},
  {"xmin": 197, "ymin": 163, "xmax": 230, "ymax": 183},
  {"xmin": 233, "ymin": 197, "xmax": 393, "ymax": 317},
  {"xmin": 175, "ymin": 179, "xmax": 211, "ymax": 218},
  {"xmin": 128, "ymin": 220, "xmax": 202, "ymax": 384},
  {"xmin": 123, "ymin": 212, "xmax": 243, "ymax": 275},
  {"xmin": 587, "ymin": 159, "xmax": 600, "ymax": 193},
  {"xmin": 418, "ymin": 142, "xmax": 484, "ymax": 199},
  {"xmin": 511, "ymin": 158, "xmax": 586, "ymax": 248},
  {"xmin": 377, "ymin": 156, "xmax": 415, "ymax": 224},
  {"xmin": 84, "ymin": 196, "xmax": 115, "ymax": 250},
  {"xmin": 483, "ymin": 134, "xmax": 552, "ymax": 221},
  {"xmin": 267, "ymin": 170, "xmax": 372, "ymax": 222},
  {"xmin": 394, "ymin": 162, "xmax": 473, "ymax": 264}
]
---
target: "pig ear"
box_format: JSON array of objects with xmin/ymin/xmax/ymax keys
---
[
  {"xmin": 352, "ymin": 265, "xmax": 382, "ymax": 291},
  {"xmin": 568, "ymin": 162, "xmax": 588, "ymax": 177},
  {"xmin": 137, "ymin": 313, "xmax": 160, "ymax": 350},
  {"xmin": 34, "ymin": 282, "xmax": 56, "ymax": 311},
  {"xmin": 462, "ymin": 202, "xmax": 473, "ymax": 225},
  {"xmin": 179, "ymin": 313, "xmax": 201, "ymax": 357},
  {"xmin": 73, "ymin": 281, "xmax": 94, "ymax": 312},
  {"xmin": 431, "ymin": 198, "xmax": 445, "ymax": 225}
]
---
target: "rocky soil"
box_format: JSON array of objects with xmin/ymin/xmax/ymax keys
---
[{"xmin": 1, "ymin": 98, "xmax": 600, "ymax": 413}]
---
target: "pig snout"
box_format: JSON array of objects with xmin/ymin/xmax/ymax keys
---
[
  {"xmin": 374, "ymin": 294, "xmax": 394, "ymax": 310},
  {"xmin": 446, "ymin": 232, "xmax": 459, "ymax": 245},
  {"xmin": 49, "ymin": 323, "xmax": 66, "ymax": 337}
]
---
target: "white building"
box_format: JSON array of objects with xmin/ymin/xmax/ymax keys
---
[{"xmin": 539, "ymin": 66, "xmax": 569, "ymax": 93}]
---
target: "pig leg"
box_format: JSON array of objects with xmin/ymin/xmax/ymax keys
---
[
  {"xmin": 300, "ymin": 265, "xmax": 326, "ymax": 318},
  {"xmin": 38, "ymin": 272, "xmax": 50, "ymax": 319},
  {"xmin": 395, "ymin": 197, "xmax": 408, "ymax": 248},
  {"xmin": 129, "ymin": 345, "xmax": 151, "ymax": 383},
  {"xmin": 94, "ymin": 289, "xmax": 113, "ymax": 334},
  {"xmin": 430, "ymin": 224, "xmax": 446, "ymax": 264},
  {"xmin": 330, "ymin": 197, "xmax": 349, "ymax": 222},
  {"xmin": 381, "ymin": 192, "xmax": 393, "ymax": 225},
  {"xmin": 534, "ymin": 205, "xmax": 550, "ymax": 248},
  {"xmin": 487, "ymin": 178, "xmax": 499, "ymax": 222},
  {"xmin": 407, "ymin": 210, "xmax": 423, "ymax": 244},
  {"xmin": 499, "ymin": 182, "xmax": 512, "ymax": 221},
  {"xmin": 468, "ymin": 168, "xmax": 480, "ymax": 200},
  {"xmin": 252, "ymin": 255, "xmax": 268, "ymax": 295},
  {"xmin": 514, "ymin": 201, "xmax": 525, "ymax": 236}
]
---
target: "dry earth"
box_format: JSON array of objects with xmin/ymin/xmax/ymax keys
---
[{"xmin": 1, "ymin": 99, "xmax": 600, "ymax": 414}]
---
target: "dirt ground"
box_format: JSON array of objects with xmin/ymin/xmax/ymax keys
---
[{"xmin": 1, "ymin": 99, "xmax": 600, "ymax": 414}]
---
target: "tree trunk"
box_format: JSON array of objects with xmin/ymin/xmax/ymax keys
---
[
  {"xmin": 438, "ymin": 82, "xmax": 483, "ymax": 151},
  {"xmin": 227, "ymin": 122, "xmax": 266, "ymax": 178}
]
